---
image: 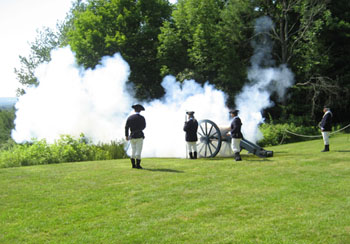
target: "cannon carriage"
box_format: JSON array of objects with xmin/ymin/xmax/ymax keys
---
[{"xmin": 196, "ymin": 119, "xmax": 273, "ymax": 158}]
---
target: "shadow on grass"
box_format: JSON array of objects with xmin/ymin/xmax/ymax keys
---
[
  {"xmin": 335, "ymin": 150, "xmax": 350, "ymax": 152},
  {"xmin": 242, "ymin": 156, "xmax": 272, "ymax": 162},
  {"xmin": 199, "ymin": 158, "xmax": 226, "ymax": 161},
  {"xmin": 244, "ymin": 158, "xmax": 271, "ymax": 162},
  {"xmin": 273, "ymin": 151, "xmax": 288, "ymax": 154},
  {"xmin": 142, "ymin": 168, "xmax": 184, "ymax": 173}
]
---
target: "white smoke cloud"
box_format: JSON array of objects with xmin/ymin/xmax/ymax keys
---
[
  {"xmin": 13, "ymin": 47, "xmax": 132, "ymax": 144},
  {"xmin": 142, "ymin": 77, "xmax": 230, "ymax": 157},
  {"xmin": 12, "ymin": 16, "xmax": 295, "ymax": 158},
  {"xmin": 12, "ymin": 46, "xmax": 230, "ymax": 158},
  {"xmin": 235, "ymin": 16, "xmax": 294, "ymax": 143}
]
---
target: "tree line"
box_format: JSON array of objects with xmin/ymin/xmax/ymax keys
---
[{"xmin": 15, "ymin": 0, "xmax": 350, "ymax": 126}]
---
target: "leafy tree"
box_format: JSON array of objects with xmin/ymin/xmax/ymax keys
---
[
  {"xmin": 14, "ymin": 0, "xmax": 86, "ymax": 95},
  {"xmin": 252, "ymin": 0, "xmax": 329, "ymax": 66},
  {"xmin": 285, "ymin": 0, "xmax": 350, "ymax": 123},
  {"xmin": 67, "ymin": 0, "xmax": 173, "ymax": 99},
  {"xmin": 251, "ymin": 0, "xmax": 338, "ymax": 122},
  {"xmin": 319, "ymin": 0, "xmax": 350, "ymax": 122},
  {"xmin": 14, "ymin": 28, "xmax": 60, "ymax": 95},
  {"xmin": 158, "ymin": 0, "xmax": 255, "ymax": 105},
  {"xmin": 13, "ymin": 0, "xmax": 350, "ymax": 125}
]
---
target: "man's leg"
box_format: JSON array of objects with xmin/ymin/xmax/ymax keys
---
[
  {"xmin": 193, "ymin": 143, "xmax": 198, "ymax": 159},
  {"xmin": 130, "ymin": 139, "xmax": 137, "ymax": 168},
  {"xmin": 232, "ymin": 138, "xmax": 242, "ymax": 161},
  {"xmin": 135, "ymin": 138, "xmax": 144, "ymax": 169},
  {"xmin": 321, "ymin": 132, "xmax": 330, "ymax": 152}
]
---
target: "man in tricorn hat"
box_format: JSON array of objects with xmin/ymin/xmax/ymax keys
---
[
  {"xmin": 319, "ymin": 106, "xmax": 333, "ymax": 152},
  {"xmin": 125, "ymin": 104, "xmax": 146, "ymax": 169},
  {"xmin": 183, "ymin": 111, "xmax": 198, "ymax": 159},
  {"xmin": 229, "ymin": 109, "xmax": 243, "ymax": 161}
]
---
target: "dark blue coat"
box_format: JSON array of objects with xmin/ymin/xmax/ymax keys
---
[
  {"xmin": 183, "ymin": 119, "xmax": 198, "ymax": 142},
  {"xmin": 230, "ymin": 117, "xmax": 243, "ymax": 139},
  {"xmin": 125, "ymin": 113, "xmax": 146, "ymax": 139},
  {"xmin": 320, "ymin": 111, "xmax": 332, "ymax": 132}
]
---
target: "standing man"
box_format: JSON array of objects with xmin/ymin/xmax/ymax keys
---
[
  {"xmin": 319, "ymin": 106, "xmax": 333, "ymax": 152},
  {"xmin": 183, "ymin": 111, "xmax": 198, "ymax": 159},
  {"xmin": 229, "ymin": 109, "xmax": 243, "ymax": 161},
  {"xmin": 125, "ymin": 104, "xmax": 146, "ymax": 169}
]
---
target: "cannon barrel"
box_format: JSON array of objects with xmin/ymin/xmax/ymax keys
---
[{"xmin": 197, "ymin": 119, "xmax": 273, "ymax": 158}]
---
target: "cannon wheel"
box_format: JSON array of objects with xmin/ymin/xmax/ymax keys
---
[{"xmin": 197, "ymin": 120, "xmax": 222, "ymax": 158}]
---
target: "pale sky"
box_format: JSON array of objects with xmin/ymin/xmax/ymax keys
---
[
  {"xmin": 0, "ymin": 0, "xmax": 74, "ymax": 97},
  {"xmin": 0, "ymin": 0, "xmax": 177, "ymax": 98}
]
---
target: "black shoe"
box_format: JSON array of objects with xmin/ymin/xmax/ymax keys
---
[
  {"xmin": 131, "ymin": 158, "xmax": 136, "ymax": 168},
  {"xmin": 193, "ymin": 151, "xmax": 197, "ymax": 159},
  {"xmin": 234, "ymin": 152, "xmax": 242, "ymax": 161},
  {"xmin": 136, "ymin": 159, "xmax": 143, "ymax": 169},
  {"xmin": 189, "ymin": 152, "xmax": 194, "ymax": 159},
  {"xmin": 321, "ymin": 145, "xmax": 330, "ymax": 152}
]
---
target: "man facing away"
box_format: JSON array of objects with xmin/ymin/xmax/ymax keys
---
[
  {"xmin": 183, "ymin": 111, "xmax": 198, "ymax": 159},
  {"xmin": 319, "ymin": 106, "xmax": 333, "ymax": 152},
  {"xmin": 125, "ymin": 104, "xmax": 146, "ymax": 169},
  {"xmin": 229, "ymin": 109, "xmax": 243, "ymax": 161}
]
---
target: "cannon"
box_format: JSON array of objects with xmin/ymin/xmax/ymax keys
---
[{"xmin": 196, "ymin": 119, "xmax": 273, "ymax": 158}]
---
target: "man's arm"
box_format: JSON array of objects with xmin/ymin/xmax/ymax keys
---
[{"xmin": 125, "ymin": 119, "xmax": 130, "ymax": 140}]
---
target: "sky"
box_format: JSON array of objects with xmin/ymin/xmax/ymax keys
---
[
  {"xmin": 0, "ymin": 0, "xmax": 74, "ymax": 97},
  {"xmin": 0, "ymin": 0, "xmax": 177, "ymax": 98}
]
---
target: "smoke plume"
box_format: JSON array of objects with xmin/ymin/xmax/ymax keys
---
[
  {"xmin": 12, "ymin": 47, "xmax": 230, "ymax": 158},
  {"xmin": 235, "ymin": 16, "xmax": 294, "ymax": 142},
  {"xmin": 12, "ymin": 16, "xmax": 295, "ymax": 157}
]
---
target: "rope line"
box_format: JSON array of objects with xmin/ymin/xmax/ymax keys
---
[
  {"xmin": 279, "ymin": 123, "xmax": 350, "ymax": 144},
  {"xmin": 284, "ymin": 130, "xmax": 322, "ymax": 138},
  {"xmin": 329, "ymin": 123, "xmax": 350, "ymax": 134}
]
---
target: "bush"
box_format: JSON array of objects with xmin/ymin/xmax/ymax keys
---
[
  {"xmin": 0, "ymin": 108, "xmax": 15, "ymax": 146},
  {"xmin": 0, "ymin": 134, "xmax": 127, "ymax": 168},
  {"xmin": 258, "ymin": 123, "xmax": 320, "ymax": 147},
  {"xmin": 97, "ymin": 140, "xmax": 128, "ymax": 159}
]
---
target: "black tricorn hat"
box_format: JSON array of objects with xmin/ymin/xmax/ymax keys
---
[
  {"xmin": 229, "ymin": 109, "xmax": 239, "ymax": 114},
  {"xmin": 132, "ymin": 104, "xmax": 145, "ymax": 111},
  {"xmin": 186, "ymin": 111, "xmax": 195, "ymax": 115}
]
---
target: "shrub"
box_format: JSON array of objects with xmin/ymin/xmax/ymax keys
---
[
  {"xmin": 258, "ymin": 123, "xmax": 320, "ymax": 147},
  {"xmin": 0, "ymin": 134, "xmax": 127, "ymax": 168},
  {"xmin": 97, "ymin": 140, "xmax": 128, "ymax": 159}
]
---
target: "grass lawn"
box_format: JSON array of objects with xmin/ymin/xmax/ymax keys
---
[{"xmin": 1, "ymin": 134, "xmax": 350, "ymax": 243}]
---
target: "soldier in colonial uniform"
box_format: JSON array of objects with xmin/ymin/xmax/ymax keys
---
[
  {"xmin": 183, "ymin": 111, "xmax": 198, "ymax": 159},
  {"xmin": 125, "ymin": 104, "xmax": 146, "ymax": 168},
  {"xmin": 229, "ymin": 110, "xmax": 243, "ymax": 161},
  {"xmin": 319, "ymin": 106, "xmax": 333, "ymax": 152}
]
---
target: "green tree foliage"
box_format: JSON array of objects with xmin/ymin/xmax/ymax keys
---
[
  {"xmin": 14, "ymin": 28, "xmax": 60, "ymax": 95},
  {"xmin": 286, "ymin": 0, "xmax": 350, "ymax": 123},
  {"xmin": 14, "ymin": 0, "xmax": 85, "ymax": 95},
  {"xmin": 158, "ymin": 0, "xmax": 255, "ymax": 105},
  {"xmin": 251, "ymin": 0, "xmax": 344, "ymax": 123},
  {"xmin": 13, "ymin": 0, "xmax": 350, "ymax": 125},
  {"xmin": 67, "ymin": 0, "xmax": 173, "ymax": 99},
  {"xmin": 0, "ymin": 109, "xmax": 15, "ymax": 146},
  {"xmin": 252, "ymin": 0, "xmax": 329, "ymax": 68},
  {"xmin": 320, "ymin": 0, "xmax": 350, "ymax": 122}
]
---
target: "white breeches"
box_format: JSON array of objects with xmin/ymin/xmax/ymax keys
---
[
  {"xmin": 231, "ymin": 138, "xmax": 241, "ymax": 153},
  {"xmin": 322, "ymin": 132, "xmax": 330, "ymax": 145},
  {"xmin": 187, "ymin": 142, "xmax": 197, "ymax": 152},
  {"xmin": 130, "ymin": 138, "xmax": 144, "ymax": 159}
]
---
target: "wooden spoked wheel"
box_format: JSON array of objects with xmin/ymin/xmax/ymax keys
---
[{"xmin": 197, "ymin": 120, "xmax": 222, "ymax": 158}]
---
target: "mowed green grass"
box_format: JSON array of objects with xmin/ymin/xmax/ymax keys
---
[{"xmin": 1, "ymin": 134, "xmax": 350, "ymax": 244}]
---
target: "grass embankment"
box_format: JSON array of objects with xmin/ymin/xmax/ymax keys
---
[{"xmin": 1, "ymin": 134, "xmax": 350, "ymax": 243}]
